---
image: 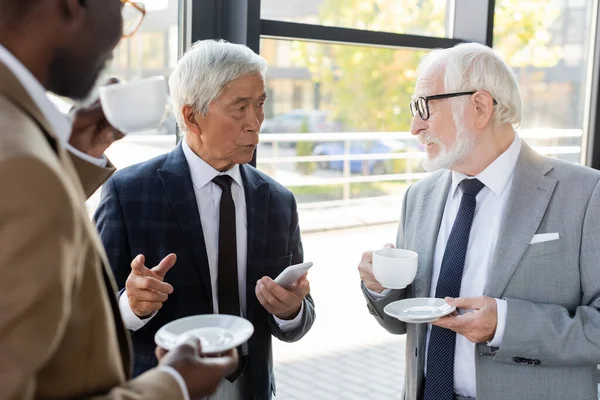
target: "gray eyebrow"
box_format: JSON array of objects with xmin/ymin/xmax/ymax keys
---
[{"xmin": 228, "ymin": 93, "xmax": 267, "ymax": 106}]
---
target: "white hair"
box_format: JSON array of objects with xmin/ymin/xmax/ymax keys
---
[
  {"xmin": 168, "ymin": 39, "xmax": 268, "ymax": 132},
  {"xmin": 418, "ymin": 42, "xmax": 522, "ymax": 128}
]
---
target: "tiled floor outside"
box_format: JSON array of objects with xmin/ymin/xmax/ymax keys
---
[{"xmin": 272, "ymin": 223, "xmax": 407, "ymax": 399}]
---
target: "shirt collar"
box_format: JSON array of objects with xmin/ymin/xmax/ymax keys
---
[
  {"xmin": 181, "ymin": 138, "xmax": 243, "ymax": 190},
  {"xmin": 451, "ymin": 134, "xmax": 522, "ymax": 198},
  {"xmin": 0, "ymin": 44, "xmax": 72, "ymax": 143}
]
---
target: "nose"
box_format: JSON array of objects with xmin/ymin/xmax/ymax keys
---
[
  {"xmin": 410, "ymin": 113, "xmax": 428, "ymax": 136},
  {"xmin": 244, "ymin": 106, "xmax": 261, "ymax": 133}
]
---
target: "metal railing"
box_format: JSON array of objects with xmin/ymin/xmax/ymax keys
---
[{"xmin": 257, "ymin": 129, "xmax": 583, "ymax": 203}]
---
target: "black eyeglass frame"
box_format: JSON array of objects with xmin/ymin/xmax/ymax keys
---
[{"xmin": 409, "ymin": 91, "xmax": 497, "ymax": 120}]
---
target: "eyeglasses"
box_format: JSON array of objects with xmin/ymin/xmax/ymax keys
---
[
  {"xmin": 120, "ymin": 0, "xmax": 146, "ymax": 38},
  {"xmin": 409, "ymin": 91, "xmax": 497, "ymax": 121}
]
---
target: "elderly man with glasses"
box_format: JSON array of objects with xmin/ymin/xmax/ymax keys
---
[
  {"xmin": 358, "ymin": 42, "xmax": 600, "ymax": 400},
  {"xmin": 0, "ymin": 1, "xmax": 238, "ymax": 399}
]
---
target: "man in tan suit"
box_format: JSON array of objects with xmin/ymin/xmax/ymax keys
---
[{"xmin": 0, "ymin": 0, "xmax": 238, "ymax": 399}]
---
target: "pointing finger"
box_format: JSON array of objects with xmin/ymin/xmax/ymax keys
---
[{"xmin": 151, "ymin": 253, "xmax": 177, "ymax": 280}]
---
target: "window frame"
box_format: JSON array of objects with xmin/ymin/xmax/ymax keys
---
[{"xmin": 184, "ymin": 0, "xmax": 600, "ymax": 169}]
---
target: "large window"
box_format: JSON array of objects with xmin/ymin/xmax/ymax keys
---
[
  {"xmin": 259, "ymin": 39, "xmax": 426, "ymax": 205},
  {"xmin": 254, "ymin": 0, "xmax": 599, "ymax": 398},
  {"xmin": 253, "ymin": 2, "xmax": 461, "ymax": 398},
  {"xmin": 85, "ymin": 0, "xmax": 180, "ymax": 216},
  {"xmin": 493, "ymin": 0, "xmax": 596, "ymax": 164}
]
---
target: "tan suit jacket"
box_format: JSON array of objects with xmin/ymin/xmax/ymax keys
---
[{"xmin": 0, "ymin": 63, "xmax": 184, "ymax": 399}]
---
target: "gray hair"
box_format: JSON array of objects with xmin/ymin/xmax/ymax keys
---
[
  {"xmin": 418, "ymin": 42, "xmax": 522, "ymax": 128},
  {"xmin": 168, "ymin": 39, "xmax": 268, "ymax": 132}
]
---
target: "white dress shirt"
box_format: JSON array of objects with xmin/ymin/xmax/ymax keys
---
[
  {"xmin": 368, "ymin": 134, "xmax": 520, "ymax": 397},
  {"xmin": 119, "ymin": 139, "xmax": 304, "ymax": 399},
  {"xmin": 0, "ymin": 45, "xmax": 106, "ymax": 167},
  {"xmin": 423, "ymin": 134, "xmax": 521, "ymax": 397},
  {"xmin": 0, "ymin": 45, "xmax": 190, "ymax": 394}
]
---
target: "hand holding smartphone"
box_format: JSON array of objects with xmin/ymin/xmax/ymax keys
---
[{"xmin": 273, "ymin": 262, "xmax": 313, "ymax": 289}]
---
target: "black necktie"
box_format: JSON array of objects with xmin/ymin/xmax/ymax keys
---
[
  {"xmin": 423, "ymin": 178, "xmax": 485, "ymax": 400},
  {"xmin": 212, "ymin": 176, "xmax": 248, "ymax": 383},
  {"xmin": 212, "ymin": 175, "xmax": 240, "ymax": 317}
]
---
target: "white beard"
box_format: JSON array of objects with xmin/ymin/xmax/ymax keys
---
[{"xmin": 421, "ymin": 116, "xmax": 474, "ymax": 172}]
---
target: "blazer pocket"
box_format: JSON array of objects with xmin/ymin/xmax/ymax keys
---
[
  {"xmin": 264, "ymin": 252, "xmax": 293, "ymax": 277},
  {"xmin": 522, "ymin": 238, "xmax": 564, "ymax": 259},
  {"xmin": 265, "ymin": 252, "xmax": 293, "ymax": 268}
]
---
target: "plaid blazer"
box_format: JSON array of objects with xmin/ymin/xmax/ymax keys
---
[{"xmin": 94, "ymin": 144, "xmax": 315, "ymax": 400}]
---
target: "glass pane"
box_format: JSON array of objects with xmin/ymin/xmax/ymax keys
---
[
  {"xmin": 261, "ymin": 39, "xmax": 425, "ymax": 397},
  {"xmin": 85, "ymin": 0, "xmax": 180, "ymax": 215},
  {"xmin": 259, "ymin": 38, "xmax": 426, "ymax": 202},
  {"xmin": 493, "ymin": 0, "xmax": 595, "ymax": 164},
  {"xmin": 261, "ymin": 0, "xmax": 450, "ymax": 37}
]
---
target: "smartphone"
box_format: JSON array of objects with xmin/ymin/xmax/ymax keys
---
[{"xmin": 274, "ymin": 262, "xmax": 314, "ymax": 289}]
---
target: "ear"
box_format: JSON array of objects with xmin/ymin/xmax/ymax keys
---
[
  {"xmin": 59, "ymin": 0, "xmax": 86, "ymax": 33},
  {"xmin": 472, "ymin": 91, "xmax": 495, "ymax": 129},
  {"xmin": 181, "ymin": 105, "xmax": 203, "ymax": 136},
  {"xmin": 61, "ymin": 0, "xmax": 86, "ymax": 19}
]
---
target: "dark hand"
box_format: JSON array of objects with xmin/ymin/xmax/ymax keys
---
[
  {"xmin": 68, "ymin": 78, "xmax": 124, "ymax": 158},
  {"xmin": 157, "ymin": 338, "xmax": 239, "ymax": 398}
]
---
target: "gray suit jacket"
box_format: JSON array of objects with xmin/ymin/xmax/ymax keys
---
[{"xmin": 364, "ymin": 142, "xmax": 600, "ymax": 400}]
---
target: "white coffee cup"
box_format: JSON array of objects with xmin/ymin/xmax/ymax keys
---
[
  {"xmin": 99, "ymin": 76, "xmax": 168, "ymax": 133},
  {"xmin": 372, "ymin": 248, "xmax": 418, "ymax": 289}
]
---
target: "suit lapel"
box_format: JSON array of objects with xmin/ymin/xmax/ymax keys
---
[
  {"xmin": 411, "ymin": 171, "xmax": 451, "ymax": 384},
  {"xmin": 414, "ymin": 171, "xmax": 452, "ymax": 298},
  {"xmin": 484, "ymin": 143, "xmax": 556, "ymax": 298},
  {"xmin": 58, "ymin": 151, "xmax": 135, "ymax": 378},
  {"xmin": 240, "ymin": 165, "xmax": 269, "ymax": 323},
  {"xmin": 0, "ymin": 62, "xmax": 57, "ymax": 147},
  {"xmin": 158, "ymin": 145, "xmax": 213, "ymax": 309},
  {"xmin": 0, "ymin": 61, "xmax": 133, "ymax": 376},
  {"xmin": 61, "ymin": 153, "xmax": 134, "ymax": 376},
  {"xmin": 0, "ymin": 63, "xmax": 114, "ymax": 285}
]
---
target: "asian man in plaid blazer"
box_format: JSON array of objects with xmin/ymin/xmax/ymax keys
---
[{"xmin": 94, "ymin": 40, "xmax": 316, "ymax": 400}]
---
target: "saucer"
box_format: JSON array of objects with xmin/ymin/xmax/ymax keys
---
[
  {"xmin": 155, "ymin": 314, "xmax": 254, "ymax": 353},
  {"xmin": 384, "ymin": 298, "xmax": 456, "ymax": 323}
]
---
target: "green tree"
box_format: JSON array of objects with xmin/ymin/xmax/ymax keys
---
[
  {"xmin": 295, "ymin": 0, "xmax": 561, "ymax": 133},
  {"xmin": 493, "ymin": 0, "xmax": 562, "ymax": 68}
]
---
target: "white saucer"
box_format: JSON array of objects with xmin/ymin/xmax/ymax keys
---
[
  {"xmin": 384, "ymin": 298, "xmax": 456, "ymax": 323},
  {"xmin": 155, "ymin": 315, "xmax": 254, "ymax": 354}
]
